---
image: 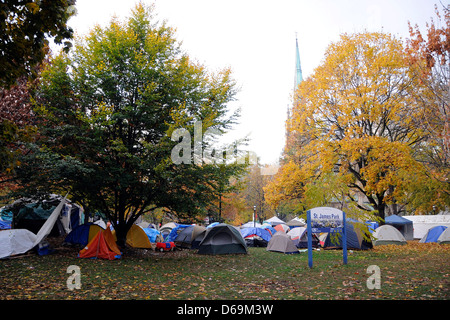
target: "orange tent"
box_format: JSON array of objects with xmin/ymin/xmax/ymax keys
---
[
  {"xmin": 274, "ymin": 224, "xmax": 289, "ymax": 233},
  {"xmin": 79, "ymin": 225, "xmax": 121, "ymax": 260}
]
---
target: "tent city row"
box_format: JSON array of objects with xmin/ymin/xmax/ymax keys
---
[{"xmin": 1, "ymin": 194, "xmax": 449, "ymax": 259}]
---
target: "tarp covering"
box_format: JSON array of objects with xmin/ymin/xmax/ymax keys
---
[
  {"xmin": 166, "ymin": 224, "xmax": 190, "ymax": 242},
  {"xmin": 143, "ymin": 227, "xmax": 162, "ymax": 243},
  {"xmin": 0, "ymin": 194, "xmax": 83, "ymax": 235},
  {"xmin": 33, "ymin": 195, "xmax": 67, "ymax": 247},
  {"xmin": 240, "ymin": 227, "xmax": 272, "ymax": 242},
  {"xmin": 0, "ymin": 229, "xmax": 37, "ymax": 259},
  {"xmin": 262, "ymin": 225, "xmax": 277, "ymax": 236},
  {"xmin": 0, "ymin": 196, "xmax": 66, "ymax": 258},
  {"xmin": 240, "ymin": 227, "xmax": 272, "ymax": 247}
]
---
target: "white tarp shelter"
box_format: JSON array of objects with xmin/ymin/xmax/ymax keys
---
[
  {"xmin": 0, "ymin": 196, "xmax": 66, "ymax": 259},
  {"xmin": 0, "ymin": 229, "xmax": 37, "ymax": 259},
  {"xmin": 402, "ymin": 215, "xmax": 450, "ymax": 239}
]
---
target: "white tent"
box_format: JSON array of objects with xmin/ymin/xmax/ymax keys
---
[
  {"xmin": 438, "ymin": 227, "xmax": 450, "ymax": 244},
  {"xmin": 402, "ymin": 215, "xmax": 450, "ymax": 239},
  {"xmin": 372, "ymin": 225, "xmax": 407, "ymax": 246},
  {"xmin": 286, "ymin": 217, "xmax": 305, "ymax": 227},
  {"xmin": 264, "ymin": 216, "xmax": 285, "ymax": 226},
  {"xmin": 287, "ymin": 227, "xmax": 306, "ymax": 245}
]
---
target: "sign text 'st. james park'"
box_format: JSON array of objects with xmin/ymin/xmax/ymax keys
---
[{"xmin": 306, "ymin": 207, "xmax": 347, "ymax": 268}]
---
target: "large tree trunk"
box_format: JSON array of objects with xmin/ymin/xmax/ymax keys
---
[
  {"xmin": 378, "ymin": 203, "xmax": 386, "ymax": 226},
  {"xmin": 114, "ymin": 223, "xmax": 129, "ymax": 248}
]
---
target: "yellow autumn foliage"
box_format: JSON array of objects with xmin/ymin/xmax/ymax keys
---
[{"xmin": 267, "ymin": 31, "xmax": 437, "ymax": 219}]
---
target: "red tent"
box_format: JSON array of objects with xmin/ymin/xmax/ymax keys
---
[{"xmin": 79, "ymin": 225, "xmax": 121, "ymax": 260}]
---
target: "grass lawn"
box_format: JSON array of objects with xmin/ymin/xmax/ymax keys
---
[{"xmin": 1, "ymin": 239, "xmax": 449, "ymax": 300}]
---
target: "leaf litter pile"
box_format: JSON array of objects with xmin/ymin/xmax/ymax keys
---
[{"xmin": 1, "ymin": 238, "xmax": 448, "ymax": 300}]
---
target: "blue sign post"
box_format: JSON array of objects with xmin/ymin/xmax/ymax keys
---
[{"xmin": 306, "ymin": 207, "xmax": 347, "ymax": 268}]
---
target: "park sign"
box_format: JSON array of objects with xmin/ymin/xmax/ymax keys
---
[
  {"xmin": 310, "ymin": 206, "xmax": 344, "ymax": 233},
  {"xmin": 306, "ymin": 207, "xmax": 347, "ymax": 268}
]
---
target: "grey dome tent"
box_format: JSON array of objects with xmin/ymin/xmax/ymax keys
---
[
  {"xmin": 198, "ymin": 224, "xmax": 247, "ymax": 255},
  {"xmin": 174, "ymin": 225, "xmax": 206, "ymax": 249},
  {"xmin": 372, "ymin": 225, "xmax": 407, "ymax": 246},
  {"xmin": 266, "ymin": 231, "xmax": 299, "ymax": 254},
  {"xmin": 385, "ymin": 215, "xmax": 413, "ymax": 240}
]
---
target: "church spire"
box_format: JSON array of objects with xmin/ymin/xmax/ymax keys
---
[
  {"xmin": 294, "ymin": 34, "xmax": 303, "ymax": 90},
  {"xmin": 286, "ymin": 35, "xmax": 303, "ymax": 145}
]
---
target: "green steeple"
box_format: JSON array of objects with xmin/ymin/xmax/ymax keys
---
[{"xmin": 295, "ymin": 35, "xmax": 303, "ymax": 90}]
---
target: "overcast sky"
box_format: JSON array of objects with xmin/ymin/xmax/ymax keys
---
[{"xmin": 65, "ymin": 0, "xmax": 445, "ymax": 164}]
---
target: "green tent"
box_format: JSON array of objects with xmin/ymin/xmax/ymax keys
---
[{"xmin": 198, "ymin": 223, "xmax": 247, "ymax": 255}]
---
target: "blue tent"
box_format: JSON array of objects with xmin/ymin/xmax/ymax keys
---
[
  {"xmin": 385, "ymin": 215, "xmax": 414, "ymax": 240},
  {"xmin": 64, "ymin": 223, "xmax": 104, "ymax": 246},
  {"xmin": 65, "ymin": 223, "xmax": 93, "ymax": 246},
  {"xmin": 323, "ymin": 220, "xmax": 372, "ymax": 250},
  {"xmin": 420, "ymin": 226, "xmax": 448, "ymax": 243}
]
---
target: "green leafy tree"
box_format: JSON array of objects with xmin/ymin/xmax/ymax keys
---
[
  {"xmin": 0, "ymin": 0, "xmax": 76, "ymax": 87},
  {"xmin": 15, "ymin": 3, "xmax": 245, "ymax": 246}
]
